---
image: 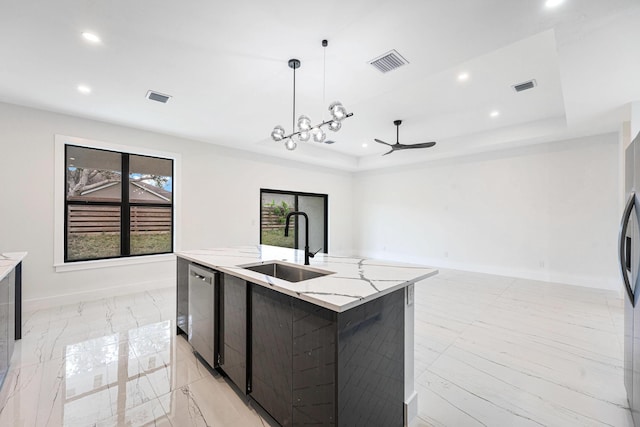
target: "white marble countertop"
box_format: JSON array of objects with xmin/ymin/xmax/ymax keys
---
[
  {"xmin": 0, "ymin": 252, "xmax": 27, "ymax": 281},
  {"xmin": 176, "ymin": 245, "xmax": 438, "ymax": 312}
]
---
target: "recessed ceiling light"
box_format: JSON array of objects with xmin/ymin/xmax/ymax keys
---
[
  {"xmin": 545, "ymin": 0, "xmax": 564, "ymax": 8},
  {"xmin": 457, "ymin": 72, "xmax": 469, "ymax": 81},
  {"xmin": 81, "ymin": 32, "xmax": 101, "ymax": 43},
  {"xmin": 490, "ymin": 110, "xmax": 500, "ymax": 118},
  {"xmin": 77, "ymin": 85, "xmax": 92, "ymax": 94},
  {"xmin": 362, "ymin": 143, "xmax": 368, "ymax": 148}
]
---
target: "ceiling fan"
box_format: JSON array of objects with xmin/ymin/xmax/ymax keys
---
[{"xmin": 374, "ymin": 120, "xmax": 436, "ymax": 155}]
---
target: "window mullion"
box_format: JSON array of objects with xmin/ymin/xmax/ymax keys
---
[{"xmin": 121, "ymin": 154, "xmax": 131, "ymax": 256}]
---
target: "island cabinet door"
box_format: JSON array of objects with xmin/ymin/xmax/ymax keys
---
[
  {"xmin": 250, "ymin": 284, "xmax": 293, "ymax": 426},
  {"xmin": 176, "ymin": 257, "xmax": 189, "ymax": 335},
  {"xmin": 292, "ymin": 299, "xmax": 337, "ymax": 426},
  {"xmin": 220, "ymin": 273, "xmax": 247, "ymax": 393},
  {"xmin": 6, "ymin": 270, "xmax": 14, "ymax": 359},
  {"xmin": 0, "ymin": 275, "xmax": 9, "ymax": 388}
]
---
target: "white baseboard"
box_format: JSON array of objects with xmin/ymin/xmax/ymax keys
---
[
  {"xmin": 23, "ymin": 278, "xmax": 174, "ymax": 312},
  {"xmin": 358, "ymin": 250, "xmax": 620, "ymax": 295},
  {"xmin": 404, "ymin": 390, "xmax": 418, "ymax": 427}
]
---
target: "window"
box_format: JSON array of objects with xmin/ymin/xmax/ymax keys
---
[
  {"xmin": 65, "ymin": 145, "xmax": 173, "ymax": 262},
  {"xmin": 260, "ymin": 189, "xmax": 328, "ymax": 253}
]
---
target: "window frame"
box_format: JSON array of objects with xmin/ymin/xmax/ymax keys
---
[
  {"xmin": 64, "ymin": 145, "xmax": 174, "ymax": 262},
  {"xmin": 54, "ymin": 135, "xmax": 180, "ymax": 271},
  {"xmin": 259, "ymin": 188, "xmax": 328, "ymax": 252}
]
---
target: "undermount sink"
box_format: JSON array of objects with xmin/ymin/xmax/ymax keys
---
[{"xmin": 241, "ymin": 261, "xmax": 333, "ymax": 283}]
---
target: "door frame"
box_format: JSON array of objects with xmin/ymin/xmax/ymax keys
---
[{"xmin": 259, "ymin": 189, "xmax": 329, "ymax": 253}]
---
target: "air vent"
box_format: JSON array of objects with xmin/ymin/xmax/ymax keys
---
[
  {"xmin": 146, "ymin": 90, "xmax": 172, "ymax": 103},
  {"xmin": 369, "ymin": 49, "xmax": 409, "ymax": 73},
  {"xmin": 512, "ymin": 79, "xmax": 537, "ymax": 93}
]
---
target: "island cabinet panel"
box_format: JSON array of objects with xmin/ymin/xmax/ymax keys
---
[
  {"xmin": 0, "ymin": 275, "xmax": 8, "ymax": 387},
  {"xmin": 292, "ymin": 298, "xmax": 337, "ymax": 426},
  {"xmin": 6, "ymin": 270, "xmax": 15, "ymax": 361},
  {"xmin": 251, "ymin": 284, "xmax": 293, "ymax": 426},
  {"xmin": 220, "ymin": 273, "xmax": 247, "ymax": 393},
  {"xmin": 336, "ymin": 289, "xmax": 405, "ymax": 427},
  {"xmin": 176, "ymin": 257, "xmax": 189, "ymax": 335}
]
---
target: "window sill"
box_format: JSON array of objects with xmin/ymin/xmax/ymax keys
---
[{"xmin": 54, "ymin": 253, "xmax": 176, "ymax": 273}]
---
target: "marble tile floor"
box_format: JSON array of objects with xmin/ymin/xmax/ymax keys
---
[
  {"xmin": 412, "ymin": 269, "xmax": 631, "ymax": 427},
  {"xmin": 0, "ymin": 269, "xmax": 632, "ymax": 426}
]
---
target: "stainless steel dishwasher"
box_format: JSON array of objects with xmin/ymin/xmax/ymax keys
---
[{"xmin": 188, "ymin": 264, "xmax": 217, "ymax": 368}]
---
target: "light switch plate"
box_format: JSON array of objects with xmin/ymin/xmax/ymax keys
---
[{"xmin": 406, "ymin": 284, "xmax": 414, "ymax": 306}]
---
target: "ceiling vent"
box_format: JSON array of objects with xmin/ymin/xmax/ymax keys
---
[
  {"xmin": 512, "ymin": 79, "xmax": 537, "ymax": 93},
  {"xmin": 369, "ymin": 49, "xmax": 409, "ymax": 73},
  {"xmin": 146, "ymin": 90, "xmax": 172, "ymax": 103}
]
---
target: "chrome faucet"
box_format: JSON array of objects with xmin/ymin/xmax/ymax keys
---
[{"xmin": 284, "ymin": 211, "xmax": 314, "ymax": 265}]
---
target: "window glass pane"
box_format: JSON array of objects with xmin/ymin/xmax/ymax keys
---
[
  {"xmin": 66, "ymin": 146, "xmax": 122, "ymax": 202},
  {"xmin": 64, "ymin": 144, "xmax": 174, "ymax": 262},
  {"xmin": 129, "ymin": 155, "xmax": 173, "ymax": 204},
  {"xmin": 261, "ymin": 193, "xmax": 295, "ymax": 248},
  {"xmin": 298, "ymin": 195, "xmax": 326, "ymax": 253},
  {"xmin": 130, "ymin": 206, "xmax": 172, "ymax": 255},
  {"xmin": 67, "ymin": 205, "xmax": 121, "ymax": 260}
]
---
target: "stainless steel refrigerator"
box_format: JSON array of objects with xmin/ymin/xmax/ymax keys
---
[{"xmin": 621, "ymin": 132, "xmax": 640, "ymax": 425}]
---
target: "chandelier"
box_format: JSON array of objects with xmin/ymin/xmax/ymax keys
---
[{"xmin": 270, "ymin": 40, "xmax": 353, "ymax": 151}]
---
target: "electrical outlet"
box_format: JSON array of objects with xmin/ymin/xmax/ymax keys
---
[{"xmin": 539, "ymin": 261, "xmax": 545, "ymax": 268}]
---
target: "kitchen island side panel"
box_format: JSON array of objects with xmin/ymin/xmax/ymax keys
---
[{"xmin": 337, "ymin": 288, "xmax": 405, "ymax": 427}]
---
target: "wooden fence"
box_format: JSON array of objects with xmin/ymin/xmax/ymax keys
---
[
  {"xmin": 261, "ymin": 206, "xmax": 294, "ymax": 230},
  {"xmin": 68, "ymin": 205, "xmax": 171, "ymax": 234}
]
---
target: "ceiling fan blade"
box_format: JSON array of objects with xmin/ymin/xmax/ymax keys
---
[
  {"xmin": 400, "ymin": 141, "xmax": 436, "ymax": 149},
  {"xmin": 382, "ymin": 148, "xmax": 395, "ymax": 156},
  {"xmin": 324, "ymin": 140, "xmax": 336, "ymax": 144},
  {"xmin": 374, "ymin": 138, "xmax": 393, "ymax": 147}
]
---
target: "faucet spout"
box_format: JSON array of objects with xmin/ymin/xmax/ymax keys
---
[{"xmin": 284, "ymin": 211, "xmax": 312, "ymax": 265}]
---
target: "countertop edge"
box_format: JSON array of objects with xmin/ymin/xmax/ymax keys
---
[{"xmin": 0, "ymin": 252, "xmax": 27, "ymax": 281}]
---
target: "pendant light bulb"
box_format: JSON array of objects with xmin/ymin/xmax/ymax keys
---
[
  {"xmin": 271, "ymin": 125, "xmax": 285, "ymax": 142},
  {"xmin": 312, "ymin": 127, "xmax": 326, "ymax": 143},
  {"xmin": 285, "ymin": 138, "xmax": 297, "ymax": 151},
  {"xmin": 297, "ymin": 115, "xmax": 312, "ymax": 131},
  {"xmin": 328, "ymin": 121, "xmax": 341, "ymax": 132},
  {"xmin": 298, "ymin": 131, "xmax": 310, "ymax": 142},
  {"xmin": 329, "ymin": 101, "xmax": 348, "ymax": 121}
]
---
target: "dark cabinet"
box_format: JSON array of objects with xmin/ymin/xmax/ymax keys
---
[
  {"xmin": 292, "ymin": 298, "xmax": 336, "ymax": 425},
  {"xmin": 250, "ymin": 285, "xmax": 405, "ymax": 427},
  {"xmin": 176, "ymin": 257, "xmax": 189, "ymax": 335},
  {"xmin": 251, "ymin": 284, "xmax": 294, "ymax": 426},
  {"xmin": 251, "ymin": 284, "xmax": 338, "ymax": 427},
  {"xmin": 0, "ymin": 271, "xmax": 13, "ymax": 389},
  {"xmin": 220, "ymin": 273, "xmax": 248, "ymax": 393},
  {"xmin": 6, "ymin": 270, "xmax": 14, "ymax": 362}
]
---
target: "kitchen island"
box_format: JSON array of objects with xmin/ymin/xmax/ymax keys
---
[
  {"xmin": 176, "ymin": 245, "xmax": 437, "ymax": 427},
  {"xmin": 0, "ymin": 252, "xmax": 26, "ymax": 390}
]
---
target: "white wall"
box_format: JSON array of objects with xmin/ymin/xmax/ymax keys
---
[
  {"xmin": 632, "ymin": 102, "xmax": 640, "ymax": 141},
  {"xmin": 0, "ymin": 100, "xmax": 622, "ymax": 307},
  {"xmin": 353, "ymin": 133, "xmax": 620, "ymax": 291},
  {"xmin": 0, "ymin": 102, "xmax": 354, "ymax": 307}
]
